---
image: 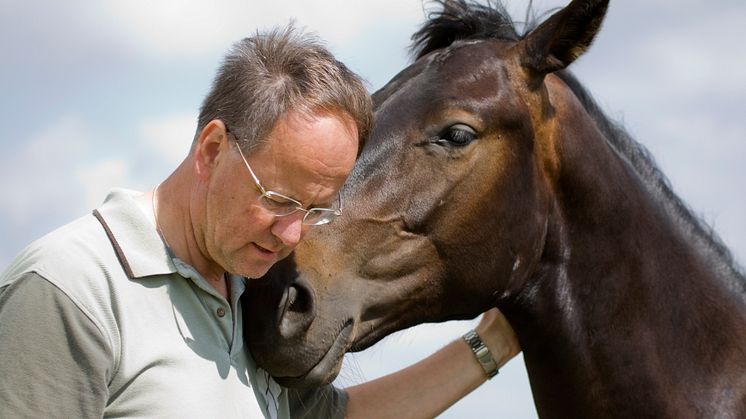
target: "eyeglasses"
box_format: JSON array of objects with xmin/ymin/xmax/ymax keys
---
[{"xmin": 227, "ymin": 127, "xmax": 343, "ymax": 226}]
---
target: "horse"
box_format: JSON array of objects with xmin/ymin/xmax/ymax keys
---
[{"xmin": 242, "ymin": 0, "xmax": 746, "ymax": 417}]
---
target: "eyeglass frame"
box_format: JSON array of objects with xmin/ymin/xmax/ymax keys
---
[{"xmin": 224, "ymin": 125, "xmax": 343, "ymax": 226}]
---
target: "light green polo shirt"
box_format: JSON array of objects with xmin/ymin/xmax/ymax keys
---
[{"xmin": 0, "ymin": 189, "xmax": 346, "ymax": 418}]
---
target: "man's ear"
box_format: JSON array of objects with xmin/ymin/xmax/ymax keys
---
[{"xmin": 193, "ymin": 119, "xmax": 229, "ymax": 181}]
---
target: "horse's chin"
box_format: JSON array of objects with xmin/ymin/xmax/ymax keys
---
[
  {"xmin": 272, "ymin": 321, "xmax": 353, "ymax": 389},
  {"xmin": 348, "ymin": 324, "xmax": 395, "ymax": 352},
  {"xmin": 347, "ymin": 312, "xmax": 428, "ymax": 353}
]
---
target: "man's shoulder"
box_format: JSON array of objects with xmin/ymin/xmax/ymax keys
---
[
  {"xmin": 0, "ymin": 212, "xmax": 121, "ymax": 297},
  {"xmin": 1, "ymin": 210, "xmax": 132, "ymax": 352},
  {"xmin": 0, "ymin": 213, "xmax": 130, "ymax": 387}
]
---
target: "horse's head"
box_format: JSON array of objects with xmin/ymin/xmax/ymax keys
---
[{"xmin": 244, "ymin": 0, "xmax": 609, "ymax": 387}]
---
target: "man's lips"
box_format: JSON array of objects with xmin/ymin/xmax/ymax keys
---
[{"xmin": 253, "ymin": 242, "xmax": 281, "ymax": 256}]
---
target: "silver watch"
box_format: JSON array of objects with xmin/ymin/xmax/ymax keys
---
[{"xmin": 462, "ymin": 329, "xmax": 499, "ymax": 378}]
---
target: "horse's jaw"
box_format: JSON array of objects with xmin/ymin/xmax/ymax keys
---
[{"xmin": 267, "ymin": 320, "xmax": 355, "ymax": 388}]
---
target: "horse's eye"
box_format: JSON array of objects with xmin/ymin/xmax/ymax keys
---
[{"xmin": 439, "ymin": 124, "xmax": 477, "ymax": 146}]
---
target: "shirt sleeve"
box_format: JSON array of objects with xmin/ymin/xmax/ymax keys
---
[
  {"xmin": 0, "ymin": 271, "xmax": 113, "ymax": 418},
  {"xmin": 287, "ymin": 385, "xmax": 348, "ymax": 419}
]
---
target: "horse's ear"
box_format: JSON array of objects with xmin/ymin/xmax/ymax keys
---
[{"xmin": 518, "ymin": 0, "xmax": 609, "ymax": 77}]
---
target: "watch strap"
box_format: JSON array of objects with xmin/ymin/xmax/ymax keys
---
[{"xmin": 462, "ymin": 329, "xmax": 499, "ymax": 379}]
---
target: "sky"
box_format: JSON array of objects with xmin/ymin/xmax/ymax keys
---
[{"xmin": 1, "ymin": 1, "xmax": 744, "ymax": 417}]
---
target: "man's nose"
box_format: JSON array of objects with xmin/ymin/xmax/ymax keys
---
[{"xmin": 270, "ymin": 211, "xmax": 305, "ymax": 247}]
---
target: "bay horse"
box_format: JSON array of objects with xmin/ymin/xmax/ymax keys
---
[{"xmin": 243, "ymin": 0, "xmax": 746, "ymax": 417}]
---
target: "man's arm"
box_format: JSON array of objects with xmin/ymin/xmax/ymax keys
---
[
  {"xmin": 344, "ymin": 308, "xmax": 520, "ymax": 419},
  {"xmin": 0, "ymin": 272, "xmax": 112, "ymax": 418}
]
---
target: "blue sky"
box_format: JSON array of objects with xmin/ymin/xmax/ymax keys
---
[{"xmin": 1, "ymin": 1, "xmax": 744, "ymax": 417}]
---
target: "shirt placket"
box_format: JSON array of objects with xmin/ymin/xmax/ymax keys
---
[{"xmin": 173, "ymin": 259, "xmax": 235, "ymax": 351}]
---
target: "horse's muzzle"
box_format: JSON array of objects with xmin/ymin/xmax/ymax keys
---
[{"xmin": 242, "ymin": 257, "xmax": 353, "ymax": 387}]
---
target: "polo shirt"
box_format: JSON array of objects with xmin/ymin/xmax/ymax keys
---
[{"xmin": 0, "ymin": 189, "xmax": 346, "ymax": 418}]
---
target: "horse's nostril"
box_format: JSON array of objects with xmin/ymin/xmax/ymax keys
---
[
  {"xmin": 287, "ymin": 284, "xmax": 312, "ymax": 313},
  {"xmin": 278, "ymin": 282, "xmax": 315, "ymax": 337},
  {"xmin": 285, "ymin": 286, "xmax": 298, "ymax": 311}
]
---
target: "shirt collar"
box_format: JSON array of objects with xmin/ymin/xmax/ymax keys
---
[{"xmin": 93, "ymin": 188, "xmax": 177, "ymax": 279}]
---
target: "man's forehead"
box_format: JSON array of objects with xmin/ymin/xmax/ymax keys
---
[{"xmin": 262, "ymin": 110, "xmax": 358, "ymax": 163}]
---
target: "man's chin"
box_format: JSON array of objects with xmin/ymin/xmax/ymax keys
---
[
  {"xmin": 231, "ymin": 248, "xmax": 276, "ymax": 278},
  {"xmin": 224, "ymin": 260, "xmax": 269, "ymax": 280},
  {"xmin": 240, "ymin": 263, "xmax": 273, "ymax": 279}
]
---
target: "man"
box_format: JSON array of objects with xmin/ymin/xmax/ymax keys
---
[{"xmin": 0, "ymin": 26, "xmax": 519, "ymax": 418}]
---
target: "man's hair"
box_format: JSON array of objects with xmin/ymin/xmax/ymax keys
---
[{"xmin": 196, "ymin": 25, "xmax": 372, "ymax": 155}]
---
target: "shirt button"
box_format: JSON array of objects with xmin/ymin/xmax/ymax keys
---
[{"xmin": 216, "ymin": 307, "xmax": 226, "ymax": 317}]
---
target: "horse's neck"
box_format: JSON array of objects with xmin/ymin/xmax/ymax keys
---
[{"xmin": 511, "ymin": 79, "xmax": 746, "ymax": 418}]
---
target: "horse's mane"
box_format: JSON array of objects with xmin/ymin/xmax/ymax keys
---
[
  {"xmin": 411, "ymin": 0, "xmax": 746, "ymax": 287},
  {"xmin": 411, "ymin": 0, "xmax": 525, "ymax": 57}
]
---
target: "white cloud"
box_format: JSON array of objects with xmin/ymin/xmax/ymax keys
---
[
  {"xmin": 95, "ymin": 0, "xmax": 424, "ymax": 57},
  {"xmin": 0, "ymin": 115, "xmax": 144, "ymax": 228},
  {"xmin": 98, "ymin": 0, "xmax": 246, "ymax": 56},
  {"xmin": 74, "ymin": 159, "xmax": 131, "ymax": 210},
  {"xmin": 596, "ymin": 4, "xmax": 746, "ymax": 100},
  {"xmin": 140, "ymin": 113, "xmax": 197, "ymax": 167},
  {"xmin": 280, "ymin": 1, "xmax": 424, "ymax": 46},
  {"xmin": 641, "ymin": 34, "xmax": 746, "ymax": 96},
  {"xmin": 1, "ymin": 117, "xmax": 91, "ymax": 222}
]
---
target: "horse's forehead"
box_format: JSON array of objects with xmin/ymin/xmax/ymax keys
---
[
  {"xmin": 373, "ymin": 40, "xmax": 523, "ymax": 132},
  {"xmin": 434, "ymin": 39, "xmax": 513, "ymax": 66},
  {"xmin": 411, "ymin": 42, "xmax": 505, "ymax": 90}
]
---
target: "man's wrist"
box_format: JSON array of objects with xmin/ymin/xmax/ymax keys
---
[{"xmin": 462, "ymin": 329, "xmax": 499, "ymax": 379}]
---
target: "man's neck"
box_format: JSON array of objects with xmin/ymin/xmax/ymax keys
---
[{"xmin": 153, "ymin": 169, "xmax": 230, "ymax": 300}]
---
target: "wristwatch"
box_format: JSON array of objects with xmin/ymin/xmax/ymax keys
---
[{"xmin": 462, "ymin": 329, "xmax": 499, "ymax": 379}]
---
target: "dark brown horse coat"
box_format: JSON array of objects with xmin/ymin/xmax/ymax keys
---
[{"xmin": 244, "ymin": 1, "xmax": 746, "ymax": 417}]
